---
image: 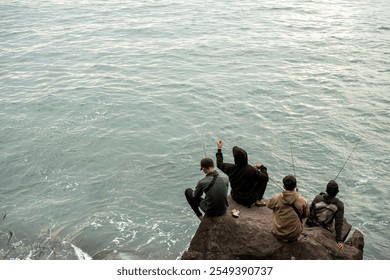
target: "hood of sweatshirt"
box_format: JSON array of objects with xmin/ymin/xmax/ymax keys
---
[
  {"xmin": 232, "ymin": 146, "xmax": 248, "ymax": 166},
  {"xmin": 280, "ymin": 190, "xmax": 299, "ymax": 204},
  {"xmin": 320, "ymin": 192, "xmax": 339, "ymax": 204}
]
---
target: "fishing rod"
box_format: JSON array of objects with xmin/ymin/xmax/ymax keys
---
[
  {"xmin": 289, "ymin": 136, "xmax": 298, "ymax": 192},
  {"xmin": 334, "ymin": 131, "xmax": 365, "ymax": 180},
  {"xmin": 269, "ymin": 176, "xmax": 284, "ymax": 191},
  {"xmin": 250, "ymin": 158, "xmax": 284, "ymax": 191},
  {"xmin": 289, "ymin": 136, "xmax": 296, "ymax": 178},
  {"xmin": 248, "ymin": 158, "xmax": 284, "ymax": 191}
]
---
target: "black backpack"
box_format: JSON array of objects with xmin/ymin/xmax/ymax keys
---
[{"xmin": 313, "ymin": 198, "xmax": 338, "ymax": 227}]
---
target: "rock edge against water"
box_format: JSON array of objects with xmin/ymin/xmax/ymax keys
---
[{"xmin": 181, "ymin": 196, "xmax": 364, "ymax": 260}]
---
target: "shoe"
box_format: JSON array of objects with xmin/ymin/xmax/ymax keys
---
[
  {"xmin": 232, "ymin": 209, "xmax": 240, "ymax": 218},
  {"xmin": 255, "ymin": 200, "xmax": 266, "ymax": 207}
]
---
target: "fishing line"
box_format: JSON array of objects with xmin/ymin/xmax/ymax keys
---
[
  {"xmin": 334, "ymin": 131, "xmax": 365, "ymax": 180},
  {"xmin": 0, "ymin": 213, "xmax": 6, "ymax": 228},
  {"xmin": 199, "ymin": 127, "xmax": 207, "ymax": 158},
  {"xmin": 288, "ymin": 136, "xmax": 299, "ymax": 192},
  {"xmin": 289, "ymin": 136, "xmax": 296, "ymax": 178}
]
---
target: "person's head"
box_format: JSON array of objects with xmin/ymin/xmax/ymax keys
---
[
  {"xmin": 326, "ymin": 180, "xmax": 339, "ymax": 197},
  {"xmin": 283, "ymin": 175, "xmax": 297, "ymax": 191},
  {"xmin": 232, "ymin": 146, "xmax": 248, "ymax": 166},
  {"xmin": 200, "ymin": 158, "xmax": 215, "ymax": 173}
]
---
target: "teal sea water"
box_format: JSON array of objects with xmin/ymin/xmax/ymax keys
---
[{"xmin": 1, "ymin": 0, "xmax": 389, "ymax": 260}]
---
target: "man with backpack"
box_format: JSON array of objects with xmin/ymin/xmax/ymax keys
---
[{"xmin": 306, "ymin": 180, "xmax": 345, "ymax": 249}]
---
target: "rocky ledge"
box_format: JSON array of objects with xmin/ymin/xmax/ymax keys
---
[{"xmin": 181, "ymin": 196, "xmax": 364, "ymax": 260}]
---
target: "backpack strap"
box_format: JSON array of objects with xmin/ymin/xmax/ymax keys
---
[
  {"xmin": 286, "ymin": 196, "xmax": 303, "ymax": 223},
  {"xmin": 204, "ymin": 174, "xmax": 218, "ymax": 193},
  {"xmin": 321, "ymin": 192, "xmax": 339, "ymax": 203},
  {"xmin": 289, "ymin": 202, "xmax": 303, "ymax": 223}
]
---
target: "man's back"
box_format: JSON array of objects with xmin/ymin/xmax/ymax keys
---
[
  {"xmin": 267, "ymin": 190, "xmax": 309, "ymax": 241},
  {"xmin": 216, "ymin": 146, "xmax": 268, "ymax": 206},
  {"xmin": 308, "ymin": 193, "xmax": 345, "ymax": 242},
  {"xmin": 202, "ymin": 175, "xmax": 229, "ymax": 216}
]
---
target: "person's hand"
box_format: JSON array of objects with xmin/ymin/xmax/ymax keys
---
[
  {"xmin": 255, "ymin": 164, "xmax": 264, "ymax": 169},
  {"xmin": 217, "ymin": 140, "xmax": 223, "ymax": 149},
  {"xmin": 337, "ymin": 242, "xmax": 344, "ymax": 250}
]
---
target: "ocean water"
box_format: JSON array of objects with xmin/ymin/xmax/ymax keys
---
[{"xmin": 0, "ymin": 0, "xmax": 389, "ymax": 260}]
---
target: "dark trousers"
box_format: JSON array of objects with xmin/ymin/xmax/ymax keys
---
[
  {"xmin": 258, "ymin": 181, "xmax": 267, "ymax": 201},
  {"xmin": 185, "ymin": 188, "xmax": 204, "ymax": 218},
  {"xmin": 231, "ymin": 181, "xmax": 268, "ymax": 207}
]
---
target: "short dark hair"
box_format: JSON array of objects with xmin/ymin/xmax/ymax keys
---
[
  {"xmin": 283, "ymin": 175, "xmax": 297, "ymax": 191},
  {"xmin": 326, "ymin": 180, "xmax": 339, "ymax": 197},
  {"xmin": 200, "ymin": 158, "xmax": 214, "ymax": 170}
]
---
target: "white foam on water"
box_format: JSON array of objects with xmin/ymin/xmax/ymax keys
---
[{"xmin": 70, "ymin": 243, "xmax": 92, "ymax": 260}]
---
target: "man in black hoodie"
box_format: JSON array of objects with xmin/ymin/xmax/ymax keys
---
[
  {"xmin": 215, "ymin": 140, "xmax": 269, "ymax": 207},
  {"xmin": 306, "ymin": 180, "xmax": 345, "ymax": 249}
]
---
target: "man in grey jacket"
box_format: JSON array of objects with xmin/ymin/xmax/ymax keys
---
[{"xmin": 185, "ymin": 158, "xmax": 229, "ymax": 220}]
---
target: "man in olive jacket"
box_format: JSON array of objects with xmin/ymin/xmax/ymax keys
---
[{"xmin": 267, "ymin": 175, "xmax": 309, "ymax": 242}]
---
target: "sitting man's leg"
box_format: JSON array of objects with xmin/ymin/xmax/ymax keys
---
[{"xmin": 185, "ymin": 188, "xmax": 204, "ymax": 220}]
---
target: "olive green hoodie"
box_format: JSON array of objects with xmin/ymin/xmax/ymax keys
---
[{"xmin": 267, "ymin": 190, "xmax": 310, "ymax": 241}]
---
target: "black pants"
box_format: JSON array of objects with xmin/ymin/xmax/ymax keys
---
[
  {"xmin": 259, "ymin": 182, "xmax": 267, "ymax": 200},
  {"xmin": 184, "ymin": 188, "xmax": 205, "ymax": 218},
  {"xmin": 231, "ymin": 181, "xmax": 268, "ymax": 207}
]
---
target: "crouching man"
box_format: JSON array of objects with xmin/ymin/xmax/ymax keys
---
[{"xmin": 185, "ymin": 158, "xmax": 229, "ymax": 220}]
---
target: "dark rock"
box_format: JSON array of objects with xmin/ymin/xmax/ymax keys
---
[
  {"xmin": 181, "ymin": 196, "xmax": 363, "ymax": 260},
  {"xmin": 346, "ymin": 229, "xmax": 364, "ymax": 257}
]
